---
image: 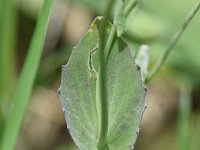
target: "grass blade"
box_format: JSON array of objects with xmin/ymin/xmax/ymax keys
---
[
  {"xmin": 0, "ymin": 0, "xmax": 17, "ymax": 113},
  {"xmin": 0, "ymin": 0, "xmax": 17, "ymax": 142},
  {"xmin": 1, "ymin": 0, "xmax": 53, "ymax": 149}
]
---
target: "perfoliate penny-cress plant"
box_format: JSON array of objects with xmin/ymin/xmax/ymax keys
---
[
  {"xmin": 59, "ymin": 16, "xmax": 146, "ymax": 149},
  {"xmin": 1, "ymin": 0, "xmax": 200, "ymax": 150},
  {"xmin": 58, "ymin": 0, "xmax": 200, "ymax": 150}
]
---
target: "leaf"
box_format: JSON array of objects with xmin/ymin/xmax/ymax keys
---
[
  {"xmin": 122, "ymin": 37, "xmax": 136, "ymax": 58},
  {"xmin": 59, "ymin": 17, "xmax": 146, "ymax": 150}
]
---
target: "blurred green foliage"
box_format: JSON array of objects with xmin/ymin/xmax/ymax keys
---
[
  {"xmin": 0, "ymin": 0, "xmax": 53, "ymax": 149},
  {"xmin": 140, "ymin": 0, "xmax": 200, "ymax": 84},
  {"xmin": 66, "ymin": 0, "xmax": 107, "ymax": 14}
]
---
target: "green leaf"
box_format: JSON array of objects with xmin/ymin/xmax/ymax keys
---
[
  {"xmin": 59, "ymin": 17, "xmax": 146, "ymax": 150},
  {"xmin": 122, "ymin": 37, "xmax": 136, "ymax": 58},
  {"xmin": 60, "ymin": 18, "xmax": 100, "ymax": 150}
]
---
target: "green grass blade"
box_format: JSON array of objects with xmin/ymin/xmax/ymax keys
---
[
  {"xmin": 0, "ymin": 0, "xmax": 17, "ymax": 110},
  {"xmin": 0, "ymin": 0, "xmax": 17, "ymax": 141},
  {"xmin": 1, "ymin": 0, "xmax": 53, "ymax": 149}
]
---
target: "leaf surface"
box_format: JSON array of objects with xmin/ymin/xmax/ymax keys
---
[{"xmin": 59, "ymin": 17, "xmax": 146, "ymax": 150}]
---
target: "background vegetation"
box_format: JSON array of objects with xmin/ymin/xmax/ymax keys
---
[{"xmin": 0, "ymin": 0, "xmax": 200, "ymax": 149}]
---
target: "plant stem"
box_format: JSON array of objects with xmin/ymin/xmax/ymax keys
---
[
  {"xmin": 145, "ymin": 0, "xmax": 200, "ymax": 83},
  {"xmin": 105, "ymin": 25, "xmax": 116, "ymax": 60},
  {"xmin": 1, "ymin": 0, "xmax": 53, "ymax": 150},
  {"xmin": 98, "ymin": 24, "xmax": 116, "ymax": 150},
  {"xmin": 98, "ymin": 0, "xmax": 115, "ymax": 148},
  {"xmin": 123, "ymin": 0, "xmax": 138, "ymax": 16}
]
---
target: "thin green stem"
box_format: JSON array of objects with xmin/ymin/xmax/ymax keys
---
[
  {"xmin": 97, "ymin": 0, "xmax": 116, "ymax": 148},
  {"xmin": 1, "ymin": 0, "xmax": 53, "ymax": 150},
  {"xmin": 145, "ymin": 0, "xmax": 200, "ymax": 83},
  {"xmin": 98, "ymin": 25, "xmax": 116, "ymax": 150},
  {"xmin": 105, "ymin": 25, "xmax": 116, "ymax": 60},
  {"xmin": 123, "ymin": 0, "xmax": 138, "ymax": 16}
]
